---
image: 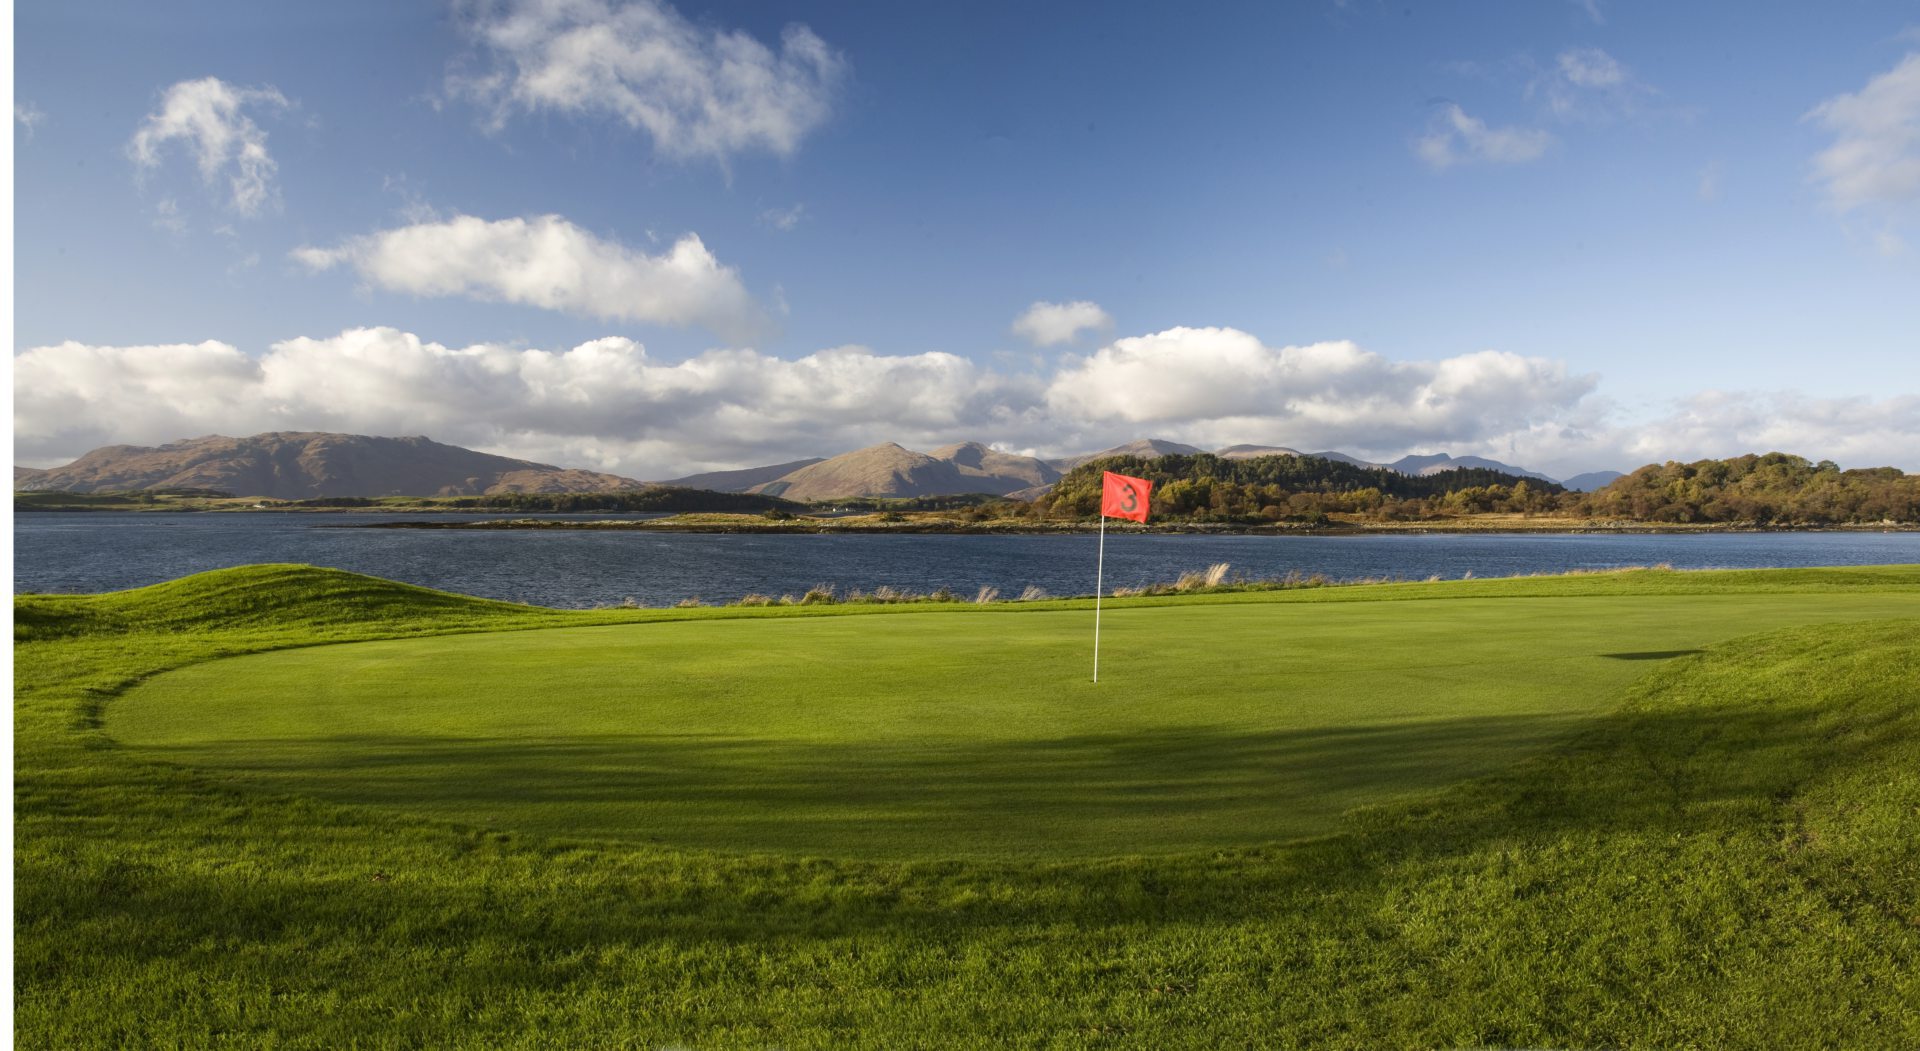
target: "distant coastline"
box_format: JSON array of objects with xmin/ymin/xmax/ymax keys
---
[{"xmin": 340, "ymin": 514, "xmax": 1920, "ymax": 536}]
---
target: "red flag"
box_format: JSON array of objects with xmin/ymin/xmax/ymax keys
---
[{"xmin": 1100, "ymin": 471, "xmax": 1152, "ymax": 522}]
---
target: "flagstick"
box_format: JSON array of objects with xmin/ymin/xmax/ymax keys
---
[{"xmin": 1093, "ymin": 511, "xmax": 1106, "ymax": 683}]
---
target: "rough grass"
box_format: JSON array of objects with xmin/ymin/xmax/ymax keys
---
[{"xmin": 14, "ymin": 563, "xmax": 1920, "ymax": 1048}]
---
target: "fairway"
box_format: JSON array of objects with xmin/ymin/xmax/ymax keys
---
[{"xmin": 108, "ymin": 581, "xmax": 1920, "ymax": 859}]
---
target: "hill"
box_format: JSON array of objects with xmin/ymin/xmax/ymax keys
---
[
  {"xmin": 660, "ymin": 458, "xmax": 826, "ymax": 492},
  {"xmin": 1048, "ymin": 437, "xmax": 1207, "ymax": 471},
  {"xmin": 1386, "ymin": 452, "xmax": 1554, "ymax": 481},
  {"xmin": 1216, "ymin": 443, "xmax": 1304, "ymax": 459},
  {"xmin": 1562, "ymin": 469, "xmax": 1626, "ymax": 492},
  {"xmin": 1037, "ymin": 451, "xmax": 1564, "ymax": 520},
  {"xmin": 1577, "ymin": 453, "xmax": 1920, "ymax": 524},
  {"xmin": 749, "ymin": 441, "xmax": 1060, "ymax": 501},
  {"xmin": 17, "ymin": 432, "xmax": 648, "ymax": 499}
]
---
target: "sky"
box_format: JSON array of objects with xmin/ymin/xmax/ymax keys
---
[{"xmin": 11, "ymin": 0, "xmax": 1920, "ymax": 480}]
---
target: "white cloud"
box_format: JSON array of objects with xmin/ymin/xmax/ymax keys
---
[
  {"xmin": 759, "ymin": 203, "xmax": 806, "ymax": 231},
  {"xmin": 15, "ymin": 100, "xmax": 47, "ymax": 135},
  {"xmin": 294, "ymin": 214, "xmax": 770, "ymax": 344},
  {"xmin": 128, "ymin": 77, "xmax": 290, "ymax": 216},
  {"xmin": 1415, "ymin": 104, "xmax": 1553, "ymax": 169},
  {"xmin": 1529, "ymin": 47, "xmax": 1656, "ymax": 121},
  {"xmin": 13, "ymin": 328, "xmax": 1039, "ymax": 477},
  {"xmin": 450, "ymin": 0, "xmax": 846, "ymax": 163},
  {"xmin": 1558, "ymin": 47, "xmax": 1625, "ymax": 89},
  {"xmin": 13, "ymin": 339, "xmax": 267, "ymax": 459},
  {"xmin": 1807, "ymin": 52, "xmax": 1920, "ymax": 213},
  {"xmin": 1044, "ymin": 326, "xmax": 1597, "ymax": 456},
  {"xmin": 1011, "ymin": 300, "xmax": 1113, "ymax": 346},
  {"xmin": 19, "ymin": 326, "xmax": 1916, "ymax": 478},
  {"xmin": 1613, "ymin": 391, "xmax": 1920, "ymax": 470},
  {"xmin": 1571, "ymin": 0, "xmax": 1605, "ymax": 26},
  {"xmin": 153, "ymin": 198, "xmax": 188, "ymax": 234}
]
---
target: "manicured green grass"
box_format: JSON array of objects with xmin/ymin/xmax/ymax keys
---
[
  {"xmin": 111, "ymin": 585, "xmax": 1920, "ymax": 859},
  {"xmin": 15, "ymin": 564, "xmax": 1920, "ymax": 1048}
]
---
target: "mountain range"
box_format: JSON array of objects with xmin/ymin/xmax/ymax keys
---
[
  {"xmin": 18, "ymin": 431, "xmax": 1624, "ymax": 500},
  {"xmin": 14, "ymin": 432, "xmax": 647, "ymax": 499},
  {"xmin": 678, "ymin": 438, "xmax": 1620, "ymax": 499},
  {"xmin": 738, "ymin": 442, "xmax": 1062, "ymax": 502}
]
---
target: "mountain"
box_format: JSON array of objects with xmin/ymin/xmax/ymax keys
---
[
  {"xmin": 1302, "ymin": 450, "xmax": 1381, "ymax": 468},
  {"xmin": 1215, "ymin": 445, "xmax": 1394, "ymax": 468},
  {"xmin": 748, "ymin": 441, "xmax": 1061, "ymax": 501},
  {"xmin": 1215, "ymin": 444, "xmax": 1303, "ymax": 459},
  {"xmin": 1386, "ymin": 453, "xmax": 1554, "ymax": 482},
  {"xmin": 15, "ymin": 465, "xmax": 47, "ymax": 484},
  {"xmin": 1049, "ymin": 438, "xmax": 1208, "ymax": 471},
  {"xmin": 17, "ymin": 432, "xmax": 648, "ymax": 498},
  {"xmin": 661, "ymin": 458, "xmax": 826, "ymax": 493},
  {"xmin": 1560, "ymin": 470, "xmax": 1625, "ymax": 492}
]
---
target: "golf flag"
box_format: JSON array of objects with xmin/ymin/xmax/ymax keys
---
[
  {"xmin": 1101, "ymin": 471, "xmax": 1153, "ymax": 522},
  {"xmin": 1092, "ymin": 471, "xmax": 1151, "ymax": 683}
]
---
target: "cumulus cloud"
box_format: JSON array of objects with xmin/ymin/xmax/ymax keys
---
[
  {"xmin": 294, "ymin": 214, "xmax": 770, "ymax": 344},
  {"xmin": 128, "ymin": 77, "xmax": 290, "ymax": 215},
  {"xmin": 1044, "ymin": 327, "xmax": 1597, "ymax": 455},
  {"xmin": 20, "ymin": 325, "xmax": 1915, "ymax": 478},
  {"xmin": 1414, "ymin": 104, "xmax": 1553, "ymax": 169},
  {"xmin": 13, "ymin": 339, "xmax": 268, "ymax": 458},
  {"xmin": 450, "ymin": 0, "xmax": 846, "ymax": 163},
  {"xmin": 1011, "ymin": 300, "xmax": 1113, "ymax": 346},
  {"xmin": 1614, "ymin": 390, "xmax": 1920, "ymax": 468},
  {"xmin": 13, "ymin": 328, "xmax": 1040, "ymax": 477},
  {"xmin": 1806, "ymin": 52, "xmax": 1920, "ymax": 213}
]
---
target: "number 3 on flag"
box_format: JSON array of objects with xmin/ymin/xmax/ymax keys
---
[{"xmin": 1100, "ymin": 471, "xmax": 1153, "ymax": 523}]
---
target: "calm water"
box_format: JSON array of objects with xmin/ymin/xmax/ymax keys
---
[{"xmin": 14, "ymin": 512, "xmax": 1920, "ymax": 608}]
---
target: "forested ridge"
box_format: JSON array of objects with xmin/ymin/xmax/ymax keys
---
[
  {"xmin": 1031, "ymin": 453, "xmax": 1564, "ymax": 523},
  {"xmin": 1576, "ymin": 453, "xmax": 1920, "ymax": 524},
  {"xmin": 1024, "ymin": 452, "xmax": 1920, "ymax": 525}
]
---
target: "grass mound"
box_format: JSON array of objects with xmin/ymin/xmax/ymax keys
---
[{"xmin": 14, "ymin": 563, "xmax": 545, "ymax": 641}]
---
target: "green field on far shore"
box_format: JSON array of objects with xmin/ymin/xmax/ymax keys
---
[{"xmin": 15, "ymin": 564, "xmax": 1920, "ymax": 1048}]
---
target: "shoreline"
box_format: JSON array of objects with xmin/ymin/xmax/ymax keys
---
[{"xmin": 338, "ymin": 516, "xmax": 1920, "ymax": 536}]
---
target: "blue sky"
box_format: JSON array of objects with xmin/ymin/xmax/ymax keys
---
[{"xmin": 12, "ymin": 0, "xmax": 1920, "ymax": 478}]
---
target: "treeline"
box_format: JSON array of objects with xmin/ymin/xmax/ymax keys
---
[
  {"xmin": 278, "ymin": 487, "xmax": 804, "ymax": 514},
  {"xmin": 1028, "ymin": 454, "xmax": 1565, "ymax": 523},
  {"xmin": 1574, "ymin": 454, "xmax": 1920, "ymax": 524},
  {"xmin": 1022, "ymin": 452, "xmax": 1920, "ymax": 525},
  {"xmin": 817, "ymin": 493, "xmax": 1005, "ymax": 512},
  {"xmin": 15, "ymin": 487, "xmax": 235, "ymax": 510}
]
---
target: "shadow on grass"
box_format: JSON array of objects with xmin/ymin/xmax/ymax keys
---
[
  {"xmin": 133, "ymin": 713, "xmax": 1596, "ymax": 859},
  {"xmin": 1600, "ymin": 649, "xmax": 1703, "ymax": 660}
]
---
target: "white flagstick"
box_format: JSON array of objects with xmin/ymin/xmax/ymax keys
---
[{"xmin": 1093, "ymin": 510, "xmax": 1106, "ymax": 683}]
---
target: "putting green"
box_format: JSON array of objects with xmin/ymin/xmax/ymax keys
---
[{"xmin": 109, "ymin": 585, "xmax": 1920, "ymax": 859}]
